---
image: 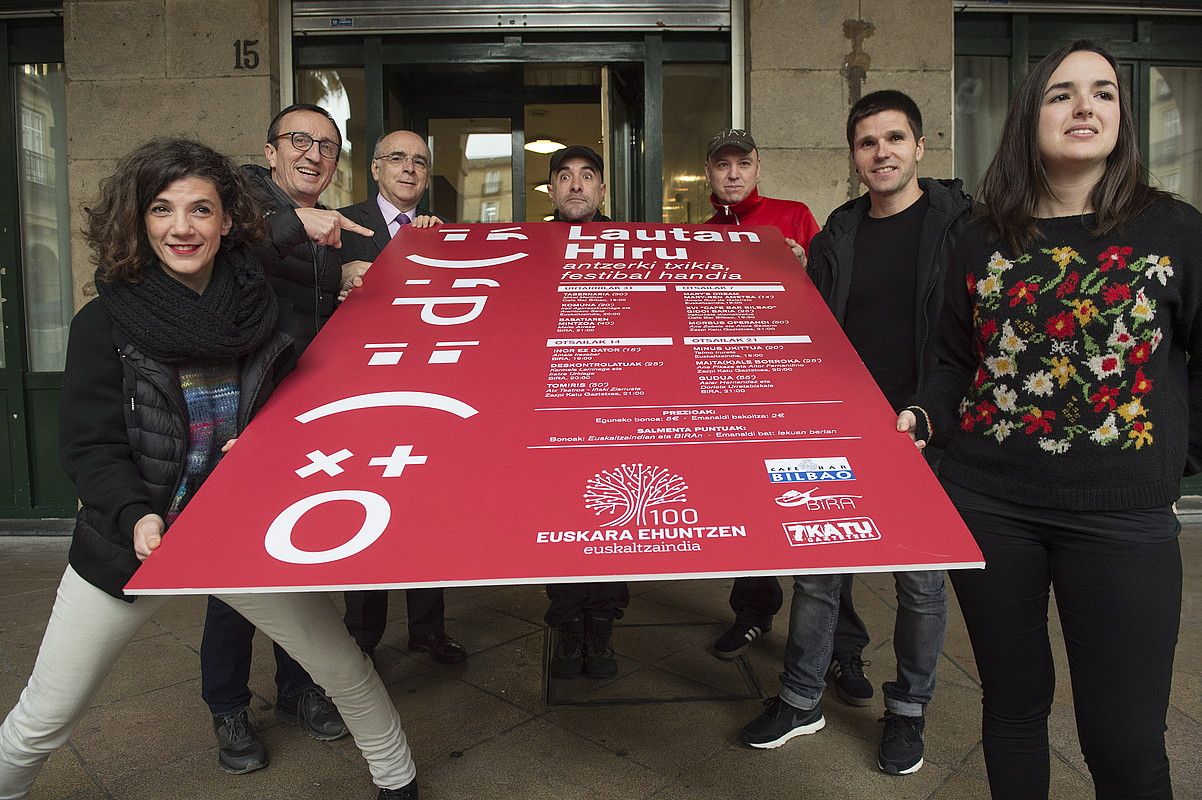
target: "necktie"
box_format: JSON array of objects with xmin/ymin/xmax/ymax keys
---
[{"xmin": 396, "ymin": 213, "xmax": 411, "ymax": 227}]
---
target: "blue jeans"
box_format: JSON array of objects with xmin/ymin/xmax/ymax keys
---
[{"xmin": 779, "ymin": 570, "xmax": 946, "ymax": 717}]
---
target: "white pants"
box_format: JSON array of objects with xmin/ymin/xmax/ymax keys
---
[{"xmin": 0, "ymin": 566, "xmax": 415, "ymax": 798}]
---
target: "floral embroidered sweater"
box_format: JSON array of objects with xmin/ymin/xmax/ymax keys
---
[{"xmin": 920, "ymin": 197, "xmax": 1202, "ymax": 511}]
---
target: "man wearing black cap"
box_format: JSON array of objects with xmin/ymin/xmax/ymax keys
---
[
  {"xmin": 547, "ymin": 144, "xmax": 611, "ymax": 223},
  {"xmin": 704, "ymin": 129, "xmax": 818, "ymax": 264},
  {"xmin": 543, "ymin": 144, "xmax": 626, "ymax": 680},
  {"xmin": 702, "ymin": 130, "xmax": 871, "ymax": 701}
]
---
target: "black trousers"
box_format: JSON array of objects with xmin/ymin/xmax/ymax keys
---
[
  {"xmin": 951, "ymin": 501, "xmax": 1180, "ymax": 800},
  {"xmin": 544, "ymin": 582, "xmax": 630, "ymax": 627},
  {"xmin": 200, "ymin": 596, "xmax": 314, "ymax": 715},
  {"xmin": 729, "ymin": 575, "xmax": 869, "ymax": 654},
  {"xmin": 342, "ymin": 588, "xmax": 447, "ymax": 653}
]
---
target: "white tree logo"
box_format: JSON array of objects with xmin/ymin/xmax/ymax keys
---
[{"xmin": 584, "ymin": 464, "xmax": 688, "ymax": 526}]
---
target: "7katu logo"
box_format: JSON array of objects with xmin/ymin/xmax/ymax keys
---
[{"xmin": 782, "ymin": 517, "xmax": 881, "ymax": 547}]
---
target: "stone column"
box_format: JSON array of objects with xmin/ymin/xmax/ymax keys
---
[
  {"xmin": 64, "ymin": 0, "xmax": 279, "ymax": 307},
  {"xmin": 746, "ymin": 0, "xmax": 954, "ymax": 222}
]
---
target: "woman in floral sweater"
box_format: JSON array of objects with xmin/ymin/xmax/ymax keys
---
[{"xmin": 899, "ymin": 40, "xmax": 1199, "ymax": 800}]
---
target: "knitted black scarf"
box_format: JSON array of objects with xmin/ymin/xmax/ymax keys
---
[{"xmin": 95, "ymin": 244, "xmax": 278, "ymax": 363}]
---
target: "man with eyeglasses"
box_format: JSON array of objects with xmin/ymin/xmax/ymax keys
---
[
  {"xmin": 240, "ymin": 102, "xmax": 374, "ymax": 347},
  {"xmin": 333, "ymin": 130, "xmax": 466, "ymax": 668},
  {"xmin": 337, "ymin": 129, "xmax": 444, "ymax": 292},
  {"xmin": 199, "ymin": 102, "xmax": 379, "ymax": 778}
]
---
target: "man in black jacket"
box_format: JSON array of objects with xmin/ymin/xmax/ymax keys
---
[
  {"xmin": 541, "ymin": 145, "xmax": 627, "ymax": 680},
  {"xmin": 203, "ymin": 103, "xmax": 375, "ymax": 775},
  {"xmin": 242, "ymin": 103, "xmax": 372, "ymax": 348},
  {"xmin": 739, "ymin": 91, "xmax": 970, "ymax": 778},
  {"xmin": 334, "ymin": 130, "xmax": 465, "ymax": 666}
]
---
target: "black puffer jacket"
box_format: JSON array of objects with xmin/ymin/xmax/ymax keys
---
[
  {"xmin": 60, "ymin": 299, "xmax": 293, "ymax": 601},
  {"xmin": 243, "ymin": 164, "xmax": 342, "ymax": 348}
]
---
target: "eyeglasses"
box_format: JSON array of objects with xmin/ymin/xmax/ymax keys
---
[
  {"xmin": 373, "ymin": 152, "xmax": 430, "ymax": 171},
  {"xmin": 273, "ymin": 131, "xmax": 341, "ymax": 159}
]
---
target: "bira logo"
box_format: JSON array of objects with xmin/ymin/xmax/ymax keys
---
[
  {"xmin": 782, "ymin": 516, "xmax": 881, "ymax": 547},
  {"xmin": 764, "ymin": 457, "xmax": 855, "ymax": 484},
  {"xmin": 584, "ymin": 463, "xmax": 689, "ymax": 526},
  {"xmin": 774, "ymin": 487, "xmax": 861, "ymax": 510}
]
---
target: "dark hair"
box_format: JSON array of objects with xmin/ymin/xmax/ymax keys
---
[
  {"xmin": 267, "ymin": 102, "xmax": 343, "ymax": 148},
  {"xmin": 978, "ymin": 39, "xmax": 1169, "ymax": 254},
  {"xmin": 85, "ymin": 138, "xmax": 268, "ymax": 283},
  {"xmin": 846, "ymin": 90, "xmax": 923, "ymax": 147}
]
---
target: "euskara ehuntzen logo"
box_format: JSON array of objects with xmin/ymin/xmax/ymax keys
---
[{"xmin": 584, "ymin": 464, "xmax": 689, "ymax": 526}]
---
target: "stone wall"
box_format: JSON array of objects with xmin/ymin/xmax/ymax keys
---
[
  {"xmin": 63, "ymin": 0, "xmax": 278, "ymax": 308},
  {"xmin": 745, "ymin": 0, "xmax": 954, "ymax": 223}
]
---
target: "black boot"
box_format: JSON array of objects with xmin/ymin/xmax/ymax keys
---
[
  {"xmin": 583, "ymin": 615, "xmax": 618, "ymax": 679},
  {"xmin": 549, "ymin": 617, "xmax": 585, "ymax": 678}
]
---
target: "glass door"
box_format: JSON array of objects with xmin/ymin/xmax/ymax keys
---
[
  {"xmin": 1148, "ymin": 66, "xmax": 1202, "ymax": 206},
  {"xmin": 428, "ymin": 117, "xmax": 515, "ymax": 223},
  {"xmin": 0, "ymin": 19, "xmax": 75, "ymax": 516}
]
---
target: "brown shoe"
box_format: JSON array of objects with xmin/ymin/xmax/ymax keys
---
[{"xmin": 407, "ymin": 632, "xmax": 467, "ymax": 664}]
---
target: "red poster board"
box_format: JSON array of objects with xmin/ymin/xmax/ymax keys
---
[{"xmin": 126, "ymin": 222, "xmax": 982, "ymax": 595}]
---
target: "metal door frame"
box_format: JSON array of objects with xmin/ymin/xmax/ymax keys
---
[{"xmin": 296, "ymin": 32, "xmax": 729, "ymax": 223}]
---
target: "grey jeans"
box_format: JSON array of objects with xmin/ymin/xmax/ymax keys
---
[
  {"xmin": 0, "ymin": 566, "xmax": 415, "ymax": 799},
  {"xmin": 779, "ymin": 570, "xmax": 947, "ymax": 717}
]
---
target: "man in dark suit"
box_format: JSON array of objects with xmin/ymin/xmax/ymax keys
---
[
  {"xmin": 338, "ymin": 129, "xmax": 443, "ymax": 289},
  {"xmin": 336, "ymin": 129, "xmax": 465, "ymax": 665}
]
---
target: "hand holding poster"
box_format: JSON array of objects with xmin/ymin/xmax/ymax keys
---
[{"xmin": 126, "ymin": 222, "xmax": 982, "ymax": 595}]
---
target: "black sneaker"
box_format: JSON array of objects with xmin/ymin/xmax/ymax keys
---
[
  {"xmin": 275, "ymin": 686, "xmax": 348, "ymax": 741},
  {"xmin": 828, "ymin": 650, "xmax": 873, "ymax": 706},
  {"xmin": 549, "ymin": 617, "xmax": 585, "ymax": 679},
  {"xmin": 739, "ymin": 697, "xmax": 825, "ymax": 749},
  {"xmin": 377, "ymin": 780, "xmax": 419, "ymax": 799},
  {"xmin": 878, "ymin": 711, "xmax": 925, "ymax": 775},
  {"xmin": 582, "ymin": 616, "xmax": 618, "ymax": 679},
  {"xmin": 212, "ymin": 706, "xmax": 268, "ymax": 774},
  {"xmin": 713, "ymin": 620, "xmax": 769, "ymax": 660}
]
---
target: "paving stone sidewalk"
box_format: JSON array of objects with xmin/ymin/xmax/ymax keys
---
[{"xmin": 0, "ymin": 526, "xmax": 1197, "ymax": 800}]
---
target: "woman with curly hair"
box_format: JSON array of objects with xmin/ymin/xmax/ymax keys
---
[
  {"xmin": 0, "ymin": 138, "xmax": 418, "ymax": 800},
  {"xmin": 899, "ymin": 40, "xmax": 1198, "ymax": 799}
]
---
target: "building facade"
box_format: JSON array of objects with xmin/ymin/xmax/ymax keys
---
[{"xmin": 0, "ymin": 0, "xmax": 1199, "ymax": 517}]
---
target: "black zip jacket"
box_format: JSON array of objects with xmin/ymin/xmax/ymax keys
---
[
  {"xmin": 243, "ymin": 164, "xmax": 342, "ymax": 349},
  {"xmin": 806, "ymin": 177, "xmax": 972, "ymax": 399}
]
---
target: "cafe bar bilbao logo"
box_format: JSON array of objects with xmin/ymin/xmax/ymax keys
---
[
  {"xmin": 782, "ymin": 517, "xmax": 882, "ymax": 547},
  {"xmin": 764, "ymin": 456, "xmax": 856, "ymax": 484}
]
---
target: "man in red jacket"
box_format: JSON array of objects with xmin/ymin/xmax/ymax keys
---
[
  {"xmin": 703, "ymin": 129, "xmax": 819, "ymax": 266},
  {"xmin": 703, "ymin": 130, "xmax": 872, "ymax": 706}
]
